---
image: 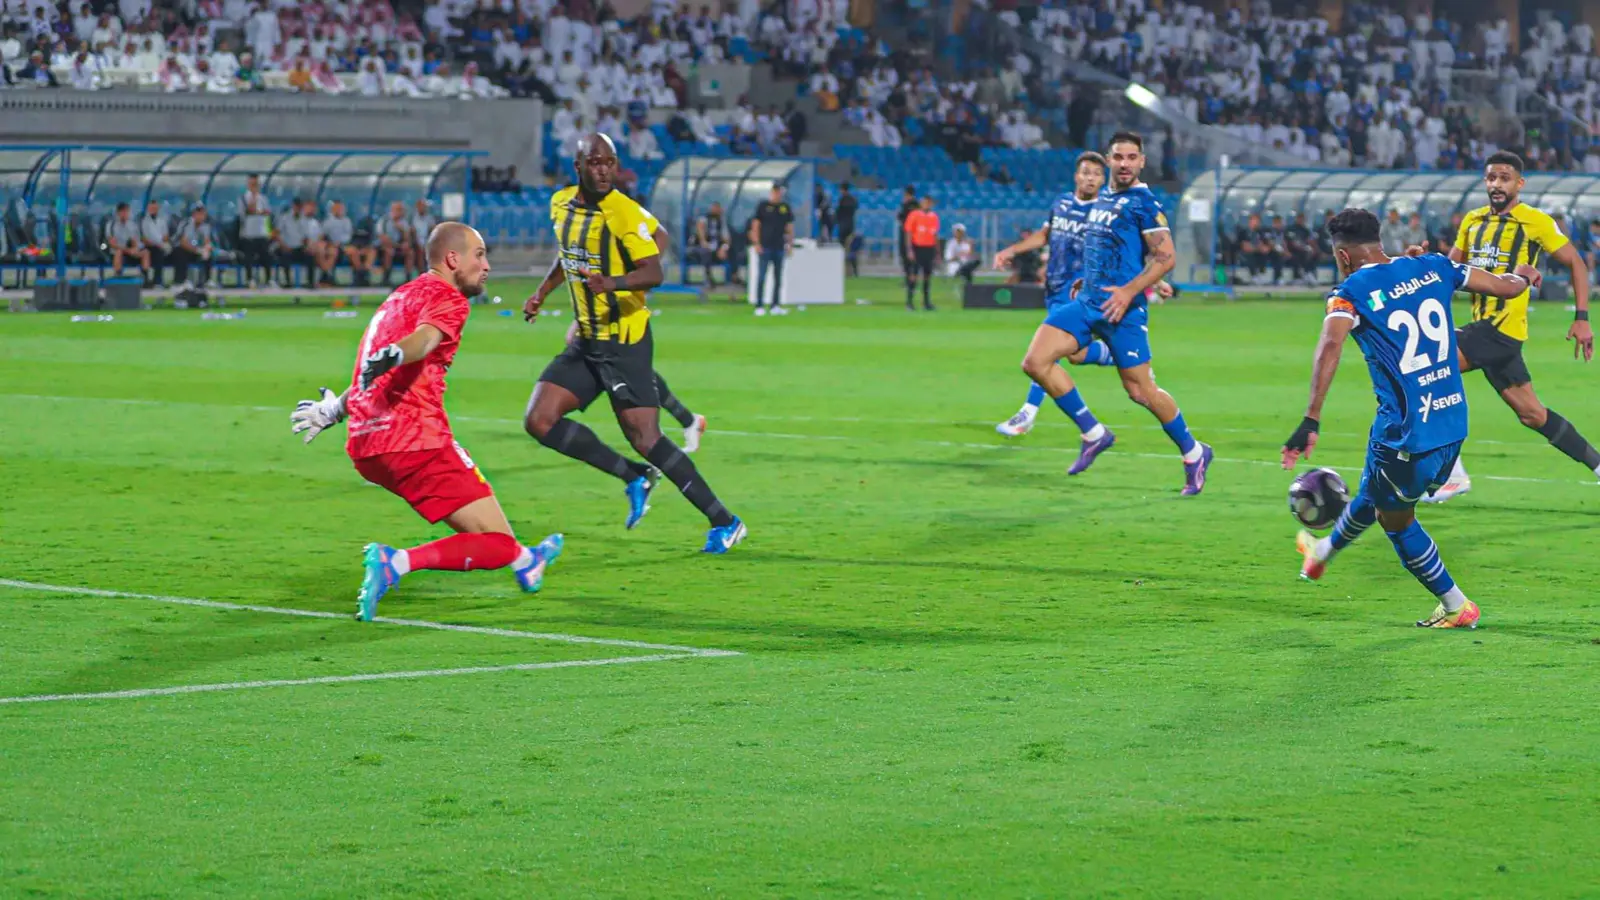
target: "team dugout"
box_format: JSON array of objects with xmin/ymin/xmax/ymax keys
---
[
  {"xmin": 0, "ymin": 145, "xmax": 474, "ymax": 288},
  {"xmin": 1176, "ymin": 166, "xmax": 1600, "ymax": 290}
]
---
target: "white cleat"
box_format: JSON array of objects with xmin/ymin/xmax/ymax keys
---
[
  {"xmin": 770, "ymin": 306, "xmax": 790, "ymax": 316},
  {"xmin": 996, "ymin": 408, "xmax": 1036, "ymax": 437},
  {"xmin": 1421, "ymin": 478, "xmax": 1471, "ymax": 504},
  {"xmin": 683, "ymin": 414, "xmax": 708, "ymax": 453},
  {"xmin": 754, "ymin": 306, "xmax": 767, "ymax": 317}
]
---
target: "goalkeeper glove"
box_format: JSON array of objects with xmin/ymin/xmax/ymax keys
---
[
  {"xmin": 359, "ymin": 343, "xmax": 404, "ymax": 391},
  {"xmin": 290, "ymin": 387, "xmax": 346, "ymax": 445}
]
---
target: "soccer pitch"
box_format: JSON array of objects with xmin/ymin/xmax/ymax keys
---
[{"xmin": 2, "ymin": 277, "xmax": 1597, "ymax": 897}]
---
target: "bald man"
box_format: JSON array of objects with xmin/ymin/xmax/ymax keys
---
[
  {"xmin": 523, "ymin": 133, "xmax": 746, "ymax": 553},
  {"xmin": 290, "ymin": 222, "xmax": 565, "ymax": 620}
]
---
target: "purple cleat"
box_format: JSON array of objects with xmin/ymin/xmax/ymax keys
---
[
  {"xmin": 1181, "ymin": 442, "xmax": 1214, "ymax": 496},
  {"xmin": 1067, "ymin": 428, "xmax": 1116, "ymax": 475}
]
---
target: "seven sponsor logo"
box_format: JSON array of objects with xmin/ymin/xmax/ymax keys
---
[{"xmin": 1416, "ymin": 389, "xmax": 1464, "ymax": 422}]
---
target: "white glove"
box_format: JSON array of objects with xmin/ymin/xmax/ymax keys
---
[
  {"xmin": 290, "ymin": 387, "xmax": 346, "ymax": 445},
  {"xmin": 359, "ymin": 343, "xmax": 404, "ymax": 391}
]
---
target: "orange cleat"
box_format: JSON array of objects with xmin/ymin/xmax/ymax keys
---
[
  {"xmin": 1296, "ymin": 529, "xmax": 1327, "ymax": 581},
  {"xmin": 1417, "ymin": 599, "xmax": 1480, "ymax": 629}
]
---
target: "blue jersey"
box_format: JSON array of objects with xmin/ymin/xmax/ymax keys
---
[
  {"xmin": 1079, "ymin": 183, "xmax": 1168, "ymax": 312},
  {"xmin": 1327, "ymin": 254, "xmax": 1472, "ymax": 453},
  {"xmin": 1042, "ymin": 193, "xmax": 1094, "ymax": 297}
]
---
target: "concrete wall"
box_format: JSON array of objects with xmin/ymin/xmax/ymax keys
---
[
  {"xmin": 688, "ymin": 64, "xmax": 753, "ymax": 109},
  {"xmin": 0, "ymin": 91, "xmax": 545, "ymax": 173}
]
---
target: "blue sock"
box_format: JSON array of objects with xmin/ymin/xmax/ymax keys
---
[
  {"xmin": 1025, "ymin": 381, "xmax": 1046, "ymax": 407},
  {"xmin": 1328, "ymin": 492, "xmax": 1377, "ymax": 554},
  {"xmin": 1052, "ymin": 387, "xmax": 1100, "ymax": 434},
  {"xmin": 1161, "ymin": 411, "xmax": 1198, "ymax": 455},
  {"xmin": 1080, "ymin": 340, "xmax": 1114, "ymax": 366},
  {"xmin": 1386, "ymin": 520, "xmax": 1457, "ymax": 597}
]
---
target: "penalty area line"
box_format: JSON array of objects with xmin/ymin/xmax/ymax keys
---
[
  {"xmin": 0, "ymin": 578, "xmax": 742, "ymax": 657},
  {"xmin": 0, "ymin": 653, "xmax": 699, "ymax": 705}
]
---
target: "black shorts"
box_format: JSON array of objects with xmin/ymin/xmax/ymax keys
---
[
  {"xmin": 537, "ymin": 327, "xmax": 658, "ymax": 411},
  {"xmin": 1457, "ymin": 319, "xmax": 1531, "ymax": 393},
  {"xmin": 911, "ymin": 245, "xmax": 936, "ymax": 276}
]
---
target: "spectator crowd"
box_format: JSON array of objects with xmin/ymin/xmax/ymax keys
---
[{"xmin": 1014, "ymin": 0, "xmax": 1600, "ymax": 173}]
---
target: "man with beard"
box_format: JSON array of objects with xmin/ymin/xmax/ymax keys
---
[
  {"xmin": 1420, "ymin": 150, "xmax": 1599, "ymax": 501},
  {"xmin": 1016, "ymin": 132, "xmax": 1213, "ymax": 494},
  {"xmin": 521, "ymin": 134, "xmax": 746, "ymax": 553}
]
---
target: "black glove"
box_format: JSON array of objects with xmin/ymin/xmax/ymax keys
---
[
  {"xmin": 359, "ymin": 343, "xmax": 403, "ymax": 391},
  {"xmin": 1284, "ymin": 416, "xmax": 1320, "ymax": 455}
]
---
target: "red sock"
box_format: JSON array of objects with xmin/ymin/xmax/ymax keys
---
[{"xmin": 405, "ymin": 532, "xmax": 521, "ymax": 572}]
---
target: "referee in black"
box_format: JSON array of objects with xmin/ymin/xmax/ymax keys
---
[
  {"xmin": 896, "ymin": 185, "xmax": 918, "ymax": 281},
  {"xmin": 750, "ymin": 182, "xmax": 794, "ymax": 316}
]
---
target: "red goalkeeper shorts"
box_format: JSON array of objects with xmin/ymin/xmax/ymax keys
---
[{"xmin": 352, "ymin": 441, "xmax": 493, "ymax": 524}]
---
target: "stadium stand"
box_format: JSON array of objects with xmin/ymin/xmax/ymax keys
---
[{"xmin": 5, "ymin": 0, "xmax": 1600, "ymax": 287}]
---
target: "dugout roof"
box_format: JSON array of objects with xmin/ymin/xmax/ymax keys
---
[
  {"xmin": 0, "ymin": 146, "xmax": 473, "ymax": 224},
  {"xmin": 1180, "ymin": 166, "xmax": 1600, "ymax": 232},
  {"xmin": 648, "ymin": 157, "xmax": 815, "ymax": 241}
]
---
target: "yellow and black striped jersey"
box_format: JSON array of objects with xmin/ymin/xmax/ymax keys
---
[
  {"xmin": 1453, "ymin": 203, "xmax": 1568, "ymax": 342},
  {"xmin": 548, "ymin": 186, "xmax": 660, "ymax": 343}
]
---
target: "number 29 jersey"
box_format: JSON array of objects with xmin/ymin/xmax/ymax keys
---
[{"xmin": 1325, "ymin": 254, "xmax": 1472, "ymax": 454}]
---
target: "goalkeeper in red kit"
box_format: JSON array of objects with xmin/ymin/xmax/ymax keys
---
[{"xmin": 289, "ymin": 222, "xmax": 563, "ymax": 621}]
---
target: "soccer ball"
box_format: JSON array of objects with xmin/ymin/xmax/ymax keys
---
[{"xmin": 1288, "ymin": 467, "xmax": 1350, "ymax": 530}]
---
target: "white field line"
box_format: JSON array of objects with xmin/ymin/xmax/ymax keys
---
[
  {"xmin": 6, "ymin": 394, "xmax": 1593, "ymax": 487},
  {"xmin": 0, "ymin": 392, "xmax": 1549, "ymax": 448},
  {"xmin": 0, "ymin": 579, "xmax": 741, "ymax": 657},
  {"xmin": 0, "ymin": 654, "xmax": 696, "ymax": 705}
]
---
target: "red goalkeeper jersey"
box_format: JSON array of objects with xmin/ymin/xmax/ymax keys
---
[{"xmin": 345, "ymin": 274, "xmax": 471, "ymax": 460}]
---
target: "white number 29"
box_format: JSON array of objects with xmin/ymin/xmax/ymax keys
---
[{"xmin": 1387, "ymin": 297, "xmax": 1450, "ymax": 374}]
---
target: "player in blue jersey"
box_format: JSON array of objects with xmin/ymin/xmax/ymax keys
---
[
  {"xmin": 992, "ymin": 151, "xmax": 1119, "ymax": 436},
  {"xmin": 1018, "ymin": 132, "xmax": 1213, "ymax": 493},
  {"xmin": 1281, "ymin": 208, "xmax": 1541, "ymax": 628}
]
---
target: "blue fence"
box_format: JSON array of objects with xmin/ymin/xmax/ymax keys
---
[{"xmin": 1, "ymin": 145, "xmax": 476, "ymax": 283}]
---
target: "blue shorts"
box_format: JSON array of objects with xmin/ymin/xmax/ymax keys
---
[
  {"xmin": 1357, "ymin": 440, "xmax": 1464, "ymax": 511},
  {"xmin": 1043, "ymin": 301, "xmax": 1152, "ymax": 369}
]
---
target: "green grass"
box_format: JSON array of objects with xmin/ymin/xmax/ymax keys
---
[{"xmin": 2, "ymin": 277, "xmax": 1598, "ymax": 898}]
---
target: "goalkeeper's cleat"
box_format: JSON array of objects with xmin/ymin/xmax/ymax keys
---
[
  {"xmin": 683, "ymin": 414, "xmax": 708, "ymax": 453},
  {"xmin": 996, "ymin": 407, "xmax": 1037, "ymax": 437},
  {"xmin": 357, "ymin": 542, "xmax": 401, "ymax": 622},
  {"xmin": 514, "ymin": 533, "xmax": 564, "ymax": 593},
  {"xmin": 1296, "ymin": 529, "xmax": 1327, "ymax": 581},
  {"xmin": 625, "ymin": 467, "xmax": 661, "ymax": 530},
  {"xmin": 702, "ymin": 516, "xmax": 747, "ymax": 554},
  {"xmin": 1417, "ymin": 599, "xmax": 1480, "ymax": 629}
]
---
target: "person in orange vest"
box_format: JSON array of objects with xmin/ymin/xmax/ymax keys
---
[{"xmin": 903, "ymin": 195, "xmax": 940, "ymax": 311}]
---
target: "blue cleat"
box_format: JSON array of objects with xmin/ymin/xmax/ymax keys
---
[
  {"xmin": 357, "ymin": 542, "xmax": 401, "ymax": 621},
  {"xmin": 625, "ymin": 467, "xmax": 661, "ymax": 529},
  {"xmin": 1067, "ymin": 428, "xmax": 1116, "ymax": 476},
  {"xmin": 1181, "ymin": 442, "xmax": 1214, "ymax": 496},
  {"xmin": 702, "ymin": 516, "xmax": 748, "ymax": 554},
  {"xmin": 514, "ymin": 533, "xmax": 565, "ymax": 593}
]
